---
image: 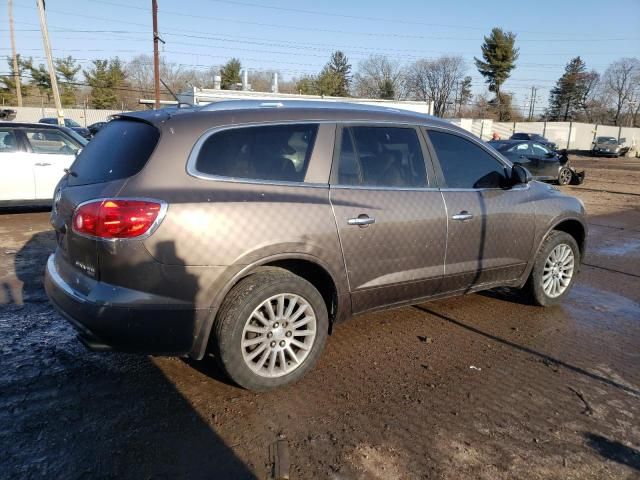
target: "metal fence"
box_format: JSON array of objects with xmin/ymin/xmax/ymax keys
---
[
  {"xmin": 3, "ymin": 105, "xmax": 639, "ymax": 153},
  {"xmin": 2, "ymin": 106, "xmax": 126, "ymax": 127},
  {"xmin": 452, "ymin": 118, "xmax": 639, "ymax": 152}
]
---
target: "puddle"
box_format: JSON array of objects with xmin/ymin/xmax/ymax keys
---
[
  {"xmin": 594, "ymin": 238, "xmax": 640, "ymax": 256},
  {"xmin": 566, "ymin": 285, "xmax": 640, "ymax": 332}
]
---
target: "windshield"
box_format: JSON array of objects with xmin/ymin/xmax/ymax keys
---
[
  {"xmin": 596, "ymin": 137, "xmax": 617, "ymax": 144},
  {"xmin": 65, "ymin": 119, "xmax": 81, "ymax": 128},
  {"xmin": 67, "ymin": 119, "xmax": 159, "ymax": 186}
]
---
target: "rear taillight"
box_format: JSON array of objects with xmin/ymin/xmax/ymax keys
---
[{"xmin": 72, "ymin": 199, "xmax": 165, "ymax": 239}]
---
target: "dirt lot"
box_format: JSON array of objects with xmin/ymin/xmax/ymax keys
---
[{"xmin": 1, "ymin": 154, "xmax": 639, "ymax": 479}]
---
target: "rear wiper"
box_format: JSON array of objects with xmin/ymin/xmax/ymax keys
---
[{"xmin": 64, "ymin": 168, "xmax": 78, "ymax": 177}]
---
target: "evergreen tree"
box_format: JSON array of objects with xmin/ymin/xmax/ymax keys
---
[
  {"xmin": 0, "ymin": 55, "xmax": 29, "ymax": 104},
  {"xmin": 220, "ymin": 58, "xmax": 242, "ymax": 90},
  {"xmin": 319, "ymin": 51, "xmax": 351, "ymax": 96},
  {"xmin": 22, "ymin": 57, "xmax": 52, "ymax": 102},
  {"xmin": 54, "ymin": 56, "xmax": 80, "ymax": 107},
  {"xmin": 458, "ymin": 76, "xmax": 473, "ymax": 113},
  {"xmin": 378, "ymin": 79, "xmax": 395, "ymax": 100},
  {"xmin": 474, "ymin": 28, "xmax": 519, "ymax": 120},
  {"xmin": 547, "ymin": 57, "xmax": 590, "ymax": 121},
  {"xmin": 83, "ymin": 58, "xmax": 126, "ymax": 109}
]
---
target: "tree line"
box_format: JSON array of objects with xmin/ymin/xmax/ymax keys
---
[{"xmin": 1, "ymin": 26, "xmax": 638, "ymax": 126}]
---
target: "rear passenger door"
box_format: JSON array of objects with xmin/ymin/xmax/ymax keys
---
[
  {"xmin": 425, "ymin": 128, "xmax": 535, "ymax": 293},
  {"xmin": 330, "ymin": 125, "xmax": 447, "ymax": 314},
  {"xmin": 24, "ymin": 128, "xmax": 80, "ymax": 200}
]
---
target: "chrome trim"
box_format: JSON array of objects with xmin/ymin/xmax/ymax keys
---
[
  {"xmin": 185, "ymin": 119, "xmax": 470, "ymax": 186},
  {"xmin": 331, "ymin": 184, "xmax": 439, "ymax": 192},
  {"xmin": 71, "ymin": 197, "xmax": 169, "ymax": 242},
  {"xmin": 347, "ymin": 216, "xmax": 375, "ymax": 226},
  {"xmin": 451, "ymin": 213, "xmax": 474, "ymax": 221}
]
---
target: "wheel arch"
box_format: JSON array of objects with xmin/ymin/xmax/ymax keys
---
[{"xmin": 191, "ymin": 253, "xmax": 345, "ymax": 360}]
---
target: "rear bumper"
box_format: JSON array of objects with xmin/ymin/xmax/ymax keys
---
[{"xmin": 45, "ymin": 253, "xmax": 203, "ymax": 355}]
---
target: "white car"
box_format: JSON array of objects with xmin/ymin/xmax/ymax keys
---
[{"xmin": 0, "ymin": 122, "xmax": 87, "ymax": 206}]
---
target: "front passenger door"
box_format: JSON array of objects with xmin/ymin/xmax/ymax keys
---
[
  {"xmin": 425, "ymin": 129, "xmax": 535, "ymax": 293},
  {"xmin": 0, "ymin": 128, "xmax": 35, "ymax": 202}
]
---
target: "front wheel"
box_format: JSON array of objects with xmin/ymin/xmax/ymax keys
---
[
  {"xmin": 213, "ymin": 269, "xmax": 328, "ymax": 391},
  {"xmin": 558, "ymin": 167, "xmax": 572, "ymax": 185},
  {"xmin": 522, "ymin": 231, "xmax": 580, "ymax": 307}
]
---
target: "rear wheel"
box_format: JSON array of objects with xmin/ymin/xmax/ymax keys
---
[
  {"xmin": 557, "ymin": 167, "xmax": 572, "ymax": 185},
  {"xmin": 213, "ymin": 269, "xmax": 328, "ymax": 391},
  {"xmin": 522, "ymin": 231, "xmax": 580, "ymax": 307}
]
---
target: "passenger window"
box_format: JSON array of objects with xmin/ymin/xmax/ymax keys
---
[
  {"xmin": 428, "ymin": 130, "xmax": 507, "ymax": 189},
  {"xmin": 335, "ymin": 126, "xmax": 427, "ymax": 188},
  {"xmin": 195, "ymin": 124, "xmax": 318, "ymax": 183},
  {"xmin": 0, "ymin": 130, "xmax": 19, "ymax": 152},
  {"xmin": 532, "ymin": 143, "xmax": 550, "ymax": 156},
  {"xmin": 510, "ymin": 143, "xmax": 531, "ymax": 154},
  {"xmin": 25, "ymin": 129, "xmax": 80, "ymax": 155}
]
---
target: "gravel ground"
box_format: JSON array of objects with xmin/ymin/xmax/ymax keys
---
[{"xmin": 1, "ymin": 154, "xmax": 639, "ymax": 479}]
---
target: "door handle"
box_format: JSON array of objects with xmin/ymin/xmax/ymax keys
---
[
  {"xmin": 452, "ymin": 211, "xmax": 473, "ymax": 221},
  {"xmin": 347, "ymin": 215, "xmax": 375, "ymax": 227},
  {"xmin": 34, "ymin": 162, "xmax": 51, "ymax": 166}
]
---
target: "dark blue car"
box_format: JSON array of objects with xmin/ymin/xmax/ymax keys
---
[{"xmin": 489, "ymin": 140, "xmax": 583, "ymax": 185}]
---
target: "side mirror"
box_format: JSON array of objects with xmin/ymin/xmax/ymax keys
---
[{"xmin": 511, "ymin": 164, "xmax": 532, "ymax": 186}]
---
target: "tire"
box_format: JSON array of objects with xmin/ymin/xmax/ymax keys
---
[
  {"xmin": 213, "ymin": 269, "xmax": 328, "ymax": 391},
  {"xmin": 522, "ymin": 231, "xmax": 580, "ymax": 307},
  {"xmin": 557, "ymin": 167, "xmax": 572, "ymax": 185}
]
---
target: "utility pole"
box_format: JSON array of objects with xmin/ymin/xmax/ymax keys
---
[
  {"xmin": 36, "ymin": 0, "xmax": 63, "ymax": 125},
  {"xmin": 8, "ymin": 0, "xmax": 22, "ymax": 107},
  {"xmin": 152, "ymin": 0, "xmax": 160, "ymax": 109}
]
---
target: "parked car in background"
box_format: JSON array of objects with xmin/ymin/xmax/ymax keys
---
[
  {"xmin": 0, "ymin": 108, "xmax": 17, "ymax": 120},
  {"xmin": 510, "ymin": 132, "xmax": 557, "ymax": 150},
  {"xmin": 489, "ymin": 139, "xmax": 584, "ymax": 185},
  {"xmin": 39, "ymin": 117, "xmax": 92, "ymax": 140},
  {"xmin": 591, "ymin": 136, "xmax": 627, "ymax": 157},
  {"xmin": 0, "ymin": 122, "xmax": 87, "ymax": 206},
  {"xmin": 87, "ymin": 121, "xmax": 108, "ymax": 136},
  {"xmin": 45, "ymin": 101, "xmax": 587, "ymax": 391}
]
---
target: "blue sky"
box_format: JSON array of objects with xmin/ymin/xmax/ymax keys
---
[{"xmin": 1, "ymin": 0, "xmax": 639, "ymax": 113}]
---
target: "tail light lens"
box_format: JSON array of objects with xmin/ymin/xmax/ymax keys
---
[{"xmin": 72, "ymin": 199, "xmax": 165, "ymax": 239}]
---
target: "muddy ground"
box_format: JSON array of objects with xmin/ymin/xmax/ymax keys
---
[{"xmin": 1, "ymin": 154, "xmax": 639, "ymax": 479}]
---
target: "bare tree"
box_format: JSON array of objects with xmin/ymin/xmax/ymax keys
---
[
  {"xmin": 405, "ymin": 56, "xmax": 466, "ymax": 117},
  {"xmin": 126, "ymin": 54, "xmax": 207, "ymax": 100},
  {"xmin": 603, "ymin": 57, "xmax": 640, "ymax": 126},
  {"xmin": 352, "ymin": 55, "xmax": 406, "ymax": 100}
]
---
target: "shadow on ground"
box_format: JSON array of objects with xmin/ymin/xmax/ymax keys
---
[{"xmin": 0, "ymin": 228, "xmax": 257, "ymax": 478}]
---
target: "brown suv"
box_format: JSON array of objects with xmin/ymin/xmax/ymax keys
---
[{"xmin": 45, "ymin": 101, "xmax": 586, "ymax": 391}]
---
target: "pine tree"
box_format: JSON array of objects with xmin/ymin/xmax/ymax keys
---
[
  {"xmin": 83, "ymin": 58, "xmax": 126, "ymax": 109},
  {"xmin": 547, "ymin": 57, "xmax": 590, "ymax": 121},
  {"xmin": 54, "ymin": 56, "xmax": 80, "ymax": 107},
  {"xmin": 474, "ymin": 28, "xmax": 519, "ymax": 120},
  {"xmin": 221, "ymin": 58, "xmax": 242, "ymax": 90},
  {"xmin": 0, "ymin": 55, "xmax": 29, "ymax": 104},
  {"xmin": 319, "ymin": 51, "xmax": 351, "ymax": 96},
  {"xmin": 22, "ymin": 57, "xmax": 52, "ymax": 102}
]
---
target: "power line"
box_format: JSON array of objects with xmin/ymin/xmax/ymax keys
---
[
  {"xmin": 14, "ymin": 2, "xmax": 639, "ymax": 44},
  {"xmin": 91, "ymin": 0, "xmax": 640, "ymax": 39}
]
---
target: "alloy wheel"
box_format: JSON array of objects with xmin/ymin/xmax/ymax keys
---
[
  {"xmin": 542, "ymin": 243, "xmax": 575, "ymax": 298},
  {"xmin": 241, "ymin": 293, "xmax": 317, "ymax": 378}
]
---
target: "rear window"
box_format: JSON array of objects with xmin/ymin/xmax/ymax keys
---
[
  {"xmin": 68, "ymin": 120, "xmax": 159, "ymax": 186},
  {"xmin": 194, "ymin": 124, "xmax": 318, "ymax": 183}
]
